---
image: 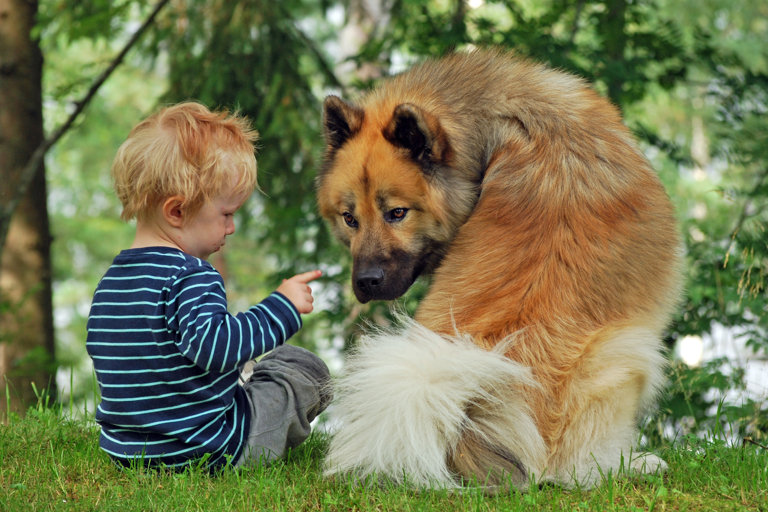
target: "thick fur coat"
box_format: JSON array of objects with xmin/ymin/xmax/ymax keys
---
[{"xmin": 316, "ymin": 48, "xmax": 682, "ymax": 489}]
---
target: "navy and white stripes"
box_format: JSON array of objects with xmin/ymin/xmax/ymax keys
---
[{"xmin": 86, "ymin": 247, "xmax": 301, "ymax": 469}]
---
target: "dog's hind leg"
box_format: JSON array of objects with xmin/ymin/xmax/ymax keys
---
[
  {"xmin": 545, "ymin": 325, "xmax": 668, "ymax": 488},
  {"xmin": 447, "ymin": 398, "xmax": 544, "ymax": 490},
  {"xmin": 448, "ymin": 427, "xmax": 527, "ymax": 490}
]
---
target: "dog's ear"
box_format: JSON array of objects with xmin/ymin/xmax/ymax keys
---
[
  {"xmin": 383, "ymin": 103, "xmax": 451, "ymax": 168},
  {"xmin": 324, "ymin": 95, "xmax": 364, "ymax": 151}
]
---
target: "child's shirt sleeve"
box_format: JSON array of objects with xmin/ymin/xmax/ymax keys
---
[{"xmin": 162, "ymin": 263, "xmax": 302, "ymax": 373}]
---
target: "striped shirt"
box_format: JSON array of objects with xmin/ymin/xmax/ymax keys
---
[{"xmin": 86, "ymin": 247, "xmax": 302, "ymax": 469}]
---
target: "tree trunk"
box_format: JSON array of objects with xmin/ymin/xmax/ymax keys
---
[
  {"xmin": 602, "ymin": 0, "xmax": 628, "ymax": 107},
  {"xmin": 0, "ymin": 0, "xmax": 56, "ymax": 418}
]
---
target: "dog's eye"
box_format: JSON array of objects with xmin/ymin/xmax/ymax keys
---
[
  {"xmin": 342, "ymin": 212, "xmax": 358, "ymax": 228},
  {"xmin": 385, "ymin": 208, "xmax": 409, "ymax": 223}
]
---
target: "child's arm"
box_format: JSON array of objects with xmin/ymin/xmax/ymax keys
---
[{"xmin": 167, "ymin": 266, "xmax": 306, "ymax": 373}]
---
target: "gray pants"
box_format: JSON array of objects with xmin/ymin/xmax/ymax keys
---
[{"xmin": 235, "ymin": 344, "xmax": 332, "ymax": 467}]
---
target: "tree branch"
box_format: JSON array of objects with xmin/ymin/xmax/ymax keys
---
[
  {"xmin": 0, "ymin": 0, "xmax": 171, "ymax": 256},
  {"xmin": 275, "ymin": 2, "xmax": 348, "ymax": 96}
]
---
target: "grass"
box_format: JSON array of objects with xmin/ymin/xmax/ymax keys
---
[{"xmin": 1, "ymin": 404, "xmax": 766, "ymax": 511}]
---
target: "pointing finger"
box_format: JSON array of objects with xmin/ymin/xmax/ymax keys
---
[{"xmin": 292, "ymin": 269, "xmax": 322, "ymax": 284}]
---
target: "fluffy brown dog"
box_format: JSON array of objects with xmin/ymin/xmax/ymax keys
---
[{"xmin": 317, "ymin": 48, "xmax": 682, "ymax": 490}]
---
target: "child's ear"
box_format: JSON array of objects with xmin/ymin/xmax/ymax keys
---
[{"xmin": 162, "ymin": 196, "xmax": 186, "ymax": 228}]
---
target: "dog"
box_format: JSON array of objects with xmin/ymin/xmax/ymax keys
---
[{"xmin": 316, "ymin": 48, "xmax": 682, "ymax": 490}]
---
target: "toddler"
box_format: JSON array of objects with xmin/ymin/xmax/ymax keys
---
[{"xmin": 86, "ymin": 101, "xmax": 330, "ymax": 470}]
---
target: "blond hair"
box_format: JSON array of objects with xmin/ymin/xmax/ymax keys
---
[{"xmin": 112, "ymin": 101, "xmax": 259, "ymax": 221}]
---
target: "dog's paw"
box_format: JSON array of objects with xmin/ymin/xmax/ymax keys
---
[{"xmin": 629, "ymin": 452, "xmax": 667, "ymax": 475}]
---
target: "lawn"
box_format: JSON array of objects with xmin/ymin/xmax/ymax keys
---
[{"xmin": 1, "ymin": 405, "xmax": 766, "ymax": 511}]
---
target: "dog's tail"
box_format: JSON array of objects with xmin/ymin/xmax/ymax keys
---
[{"xmin": 323, "ymin": 317, "xmax": 546, "ymax": 489}]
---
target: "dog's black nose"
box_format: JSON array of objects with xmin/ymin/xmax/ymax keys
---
[{"xmin": 356, "ymin": 268, "xmax": 385, "ymax": 295}]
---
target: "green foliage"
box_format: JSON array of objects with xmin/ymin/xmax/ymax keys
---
[
  {"xmin": 350, "ymin": 0, "xmax": 689, "ymax": 106},
  {"xmin": 649, "ymin": 0, "xmax": 768, "ymax": 441},
  {"xmin": 37, "ymin": 0, "xmax": 132, "ymax": 42},
  {"xmin": 648, "ymin": 359, "xmax": 767, "ymax": 447}
]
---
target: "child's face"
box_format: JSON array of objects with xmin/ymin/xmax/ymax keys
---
[{"xmin": 179, "ymin": 187, "xmax": 249, "ymax": 260}]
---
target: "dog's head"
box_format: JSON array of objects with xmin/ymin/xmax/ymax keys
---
[{"xmin": 316, "ymin": 96, "xmax": 475, "ymax": 303}]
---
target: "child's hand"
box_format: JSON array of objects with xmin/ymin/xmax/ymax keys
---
[{"xmin": 277, "ymin": 270, "xmax": 322, "ymax": 314}]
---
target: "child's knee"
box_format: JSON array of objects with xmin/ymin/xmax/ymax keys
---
[{"xmin": 261, "ymin": 344, "xmax": 331, "ymax": 386}]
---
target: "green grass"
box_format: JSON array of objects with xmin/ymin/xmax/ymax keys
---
[{"xmin": 1, "ymin": 405, "xmax": 766, "ymax": 511}]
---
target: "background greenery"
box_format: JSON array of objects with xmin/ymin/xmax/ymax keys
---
[{"xmin": 2, "ymin": 0, "xmax": 766, "ymax": 447}]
